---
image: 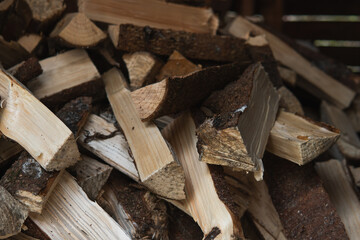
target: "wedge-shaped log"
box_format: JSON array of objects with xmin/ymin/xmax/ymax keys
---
[
  {"xmin": 228, "ymin": 16, "xmax": 355, "ymax": 109},
  {"xmin": 266, "ymin": 110, "xmax": 340, "ymax": 165},
  {"xmin": 50, "ymin": 13, "xmax": 106, "ymax": 48},
  {"xmin": 0, "ymin": 69, "xmax": 80, "ymax": 171},
  {"xmin": 196, "ymin": 63, "xmax": 279, "ymax": 175},
  {"xmin": 17, "ymin": 34, "xmax": 43, "ymax": 54},
  {"xmin": 7, "ymin": 57, "xmax": 42, "ymax": 85},
  {"xmin": 27, "ymin": 49, "xmax": 102, "ymax": 107},
  {"xmin": 29, "ymin": 171, "xmax": 130, "ymax": 240},
  {"xmin": 109, "ymin": 24, "xmax": 249, "ymax": 62},
  {"xmin": 103, "ymin": 68, "xmax": 185, "ymax": 200},
  {"xmin": 131, "ymin": 62, "xmax": 249, "ymax": 121},
  {"xmin": 79, "ymin": 0, "xmax": 218, "ymax": 34}
]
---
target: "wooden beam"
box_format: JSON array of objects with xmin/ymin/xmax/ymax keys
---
[
  {"xmin": 7, "ymin": 57, "xmax": 42, "ymax": 85},
  {"xmin": 78, "ymin": 0, "xmax": 218, "ymax": 34},
  {"xmin": 277, "ymin": 86, "xmax": 304, "ymax": 115},
  {"xmin": 228, "ymin": 16, "xmax": 355, "ymax": 109},
  {"xmin": 0, "ymin": 36, "xmax": 28, "ymax": 69},
  {"xmin": 103, "ymin": 68, "xmax": 185, "ymax": 200}
]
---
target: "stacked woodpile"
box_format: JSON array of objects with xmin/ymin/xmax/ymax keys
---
[{"xmin": 0, "ymin": 0, "xmax": 360, "ymax": 239}]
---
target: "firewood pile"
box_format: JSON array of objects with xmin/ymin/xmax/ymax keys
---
[{"xmin": 1, "ymin": 0, "xmax": 360, "ymax": 239}]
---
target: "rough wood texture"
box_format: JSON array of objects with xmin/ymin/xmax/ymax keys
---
[
  {"xmin": 228, "ymin": 16, "xmax": 355, "ymax": 109},
  {"xmin": 123, "ymin": 52, "xmax": 163, "ymax": 90},
  {"xmin": 197, "ymin": 63, "xmax": 279, "ymax": 175},
  {"xmin": 277, "ymin": 66, "xmax": 296, "ymax": 86},
  {"xmin": 0, "ymin": 69, "xmax": 81, "ymax": 171},
  {"xmin": 346, "ymin": 95, "xmax": 360, "ymax": 132},
  {"xmin": 162, "ymin": 112, "xmax": 244, "ymax": 240},
  {"xmin": 277, "ymin": 86, "xmax": 304, "ymax": 115},
  {"xmin": 267, "ymin": 110, "xmax": 340, "ymax": 165},
  {"xmin": 316, "ymin": 159, "xmax": 360, "ymax": 239},
  {"xmin": 79, "ymin": 0, "xmax": 218, "ymax": 34},
  {"xmin": 78, "ymin": 114, "xmax": 139, "ymax": 181},
  {"xmin": 7, "ymin": 57, "xmax": 42, "ymax": 85},
  {"xmin": 29, "ymin": 171, "xmax": 131, "ymax": 240},
  {"xmin": 155, "ymin": 50, "xmax": 201, "ymax": 82},
  {"xmin": 263, "ymin": 154, "xmax": 348, "ymax": 240},
  {"xmin": 110, "ymin": 24, "xmax": 250, "ymax": 62},
  {"xmin": 0, "ymin": 186, "xmax": 28, "ymax": 239},
  {"xmin": 17, "ymin": 34, "xmax": 42, "ymax": 54},
  {"xmin": 103, "ymin": 68, "xmax": 185, "ymax": 200},
  {"xmin": 50, "ymin": 13, "xmax": 106, "ymax": 47},
  {"xmin": 0, "ymin": 152, "xmax": 63, "ymax": 213},
  {"xmin": 27, "ymin": 49, "xmax": 103, "ymax": 107},
  {"xmin": 131, "ymin": 62, "xmax": 249, "ymax": 121},
  {"xmin": 0, "ymin": 36, "xmax": 29, "ymax": 69}
]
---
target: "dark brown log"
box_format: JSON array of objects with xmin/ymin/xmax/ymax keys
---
[
  {"xmin": 0, "ymin": 36, "xmax": 29, "ymax": 68},
  {"xmin": 7, "ymin": 57, "xmax": 42, "ymax": 85}
]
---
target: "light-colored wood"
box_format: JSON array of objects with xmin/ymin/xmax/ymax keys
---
[
  {"xmin": 267, "ymin": 110, "xmax": 340, "ymax": 165},
  {"xmin": 162, "ymin": 112, "xmax": 243, "ymax": 240},
  {"xmin": 79, "ymin": 0, "xmax": 218, "ymax": 34},
  {"xmin": 277, "ymin": 86, "xmax": 304, "ymax": 115},
  {"xmin": 21, "ymin": 0, "xmax": 65, "ymax": 23},
  {"xmin": 277, "ymin": 66, "xmax": 296, "ymax": 86},
  {"xmin": 0, "ymin": 36, "xmax": 29, "ymax": 68},
  {"xmin": 123, "ymin": 51, "xmax": 163, "ymax": 90},
  {"xmin": 0, "ymin": 69, "xmax": 80, "ymax": 171},
  {"xmin": 17, "ymin": 34, "xmax": 42, "ymax": 54},
  {"xmin": 346, "ymin": 95, "xmax": 360, "ymax": 132},
  {"xmin": 29, "ymin": 171, "xmax": 131, "ymax": 240},
  {"xmin": 315, "ymin": 159, "xmax": 360, "ymax": 239},
  {"xmin": 103, "ymin": 68, "xmax": 185, "ymax": 200},
  {"xmin": 228, "ymin": 16, "xmax": 355, "ymax": 109},
  {"xmin": 50, "ymin": 13, "xmax": 106, "ymax": 47}
]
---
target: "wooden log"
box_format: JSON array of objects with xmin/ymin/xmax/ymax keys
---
[
  {"xmin": 196, "ymin": 63, "xmax": 279, "ymax": 174},
  {"xmin": 78, "ymin": 0, "xmax": 218, "ymax": 34},
  {"xmin": 0, "ymin": 139, "xmax": 22, "ymax": 168},
  {"xmin": 266, "ymin": 110, "xmax": 340, "ymax": 165},
  {"xmin": 277, "ymin": 86, "xmax": 304, "ymax": 115},
  {"xmin": 155, "ymin": 50, "xmax": 201, "ymax": 82},
  {"xmin": 131, "ymin": 61, "xmax": 249, "ymax": 121},
  {"xmin": 29, "ymin": 171, "xmax": 131, "ymax": 240},
  {"xmin": 50, "ymin": 13, "xmax": 106, "ymax": 48},
  {"xmin": 17, "ymin": 34, "xmax": 42, "ymax": 54},
  {"xmin": 78, "ymin": 114, "xmax": 139, "ymax": 181},
  {"xmin": 27, "ymin": 49, "xmax": 103, "ymax": 107},
  {"xmin": 109, "ymin": 24, "xmax": 250, "ymax": 62},
  {"xmin": 0, "ymin": 152, "xmax": 64, "ymax": 213},
  {"xmin": 228, "ymin": 16, "xmax": 355, "ymax": 109},
  {"xmin": 7, "ymin": 57, "xmax": 42, "ymax": 85},
  {"xmin": 346, "ymin": 95, "xmax": 360, "ymax": 132},
  {"xmin": 103, "ymin": 68, "xmax": 185, "ymax": 200},
  {"xmin": 315, "ymin": 159, "xmax": 360, "ymax": 239},
  {"xmin": 0, "ymin": 36, "xmax": 29, "ymax": 68},
  {"xmin": 277, "ymin": 66, "xmax": 296, "ymax": 86},
  {"xmin": 0, "ymin": 68, "xmax": 81, "ymax": 171},
  {"xmin": 123, "ymin": 51, "xmax": 163, "ymax": 90},
  {"xmin": 0, "ymin": 186, "xmax": 28, "ymax": 239}
]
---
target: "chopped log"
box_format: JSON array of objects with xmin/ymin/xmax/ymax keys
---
[
  {"xmin": 228, "ymin": 16, "xmax": 355, "ymax": 109},
  {"xmin": 263, "ymin": 154, "xmax": 348, "ymax": 239},
  {"xmin": 321, "ymin": 101, "xmax": 360, "ymax": 160},
  {"xmin": 17, "ymin": 34, "xmax": 42, "ymax": 54},
  {"xmin": 277, "ymin": 66, "xmax": 296, "ymax": 86},
  {"xmin": 155, "ymin": 50, "xmax": 201, "ymax": 82},
  {"xmin": 123, "ymin": 51, "xmax": 163, "ymax": 90},
  {"xmin": 78, "ymin": 0, "xmax": 218, "ymax": 34},
  {"xmin": 0, "ymin": 139, "xmax": 22, "ymax": 168},
  {"xmin": 346, "ymin": 95, "xmax": 360, "ymax": 132},
  {"xmin": 109, "ymin": 24, "xmax": 250, "ymax": 62},
  {"xmin": 349, "ymin": 166, "xmax": 360, "ymax": 188},
  {"xmin": 69, "ymin": 155, "xmax": 112, "ymax": 201},
  {"xmin": 78, "ymin": 114, "xmax": 139, "ymax": 181},
  {"xmin": 27, "ymin": 49, "xmax": 103, "ymax": 107},
  {"xmin": 277, "ymin": 86, "xmax": 304, "ymax": 115},
  {"xmin": 0, "ymin": 36, "xmax": 29, "ymax": 68},
  {"xmin": 0, "ymin": 69, "xmax": 81, "ymax": 171},
  {"xmin": 0, "ymin": 186, "xmax": 28, "ymax": 239},
  {"xmin": 0, "ymin": 152, "xmax": 64, "ymax": 213},
  {"xmin": 50, "ymin": 13, "xmax": 106, "ymax": 48},
  {"xmin": 315, "ymin": 159, "xmax": 360, "ymax": 239},
  {"xmin": 7, "ymin": 57, "xmax": 42, "ymax": 85},
  {"xmin": 196, "ymin": 63, "xmax": 279, "ymax": 175},
  {"xmin": 266, "ymin": 110, "xmax": 339, "ymax": 165},
  {"xmin": 29, "ymin": 171, "xmax": 131, "ymax": 240},
  {"xmin": 103, "ymin": 68, "xmax": 185, "ymax": 200},
  {"xmin": 131, "ymin": 61, "xmax": 249, "ymax": 121}
]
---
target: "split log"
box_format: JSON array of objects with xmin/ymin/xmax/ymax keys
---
[
  {"xmin": 228, "ymin": 16, "xmax": 355, "ymax": 109},
  {"xmin": 0, "ymin": 152, "xmax": 64, "ymax": 213},
  {"xmin": 103, "ymin": 68, "xmax": 185, "ymax": 200},
  {"xmin": 17, "ymin": 34, "xmax": 42, "ymax": 54},
  {"xmin": 78, "ymin": 114, "xmax": 139, "ymax": 181},
  {"xmin": 266, "ymin": 110, "xmax": 340, "ymax": 165},
  {"xmin": 7, "ymin": 57, "xmax": 42, "ymax": 85},
  {"xmin": 196, "ymin": 63, "xmax": 279, "ymax": 174},
  {"xmin": 155, "ymin": 50, "xmax": 201, "ymax": 82},
  {"xmin": 50, "ymin": 13, "xmax": 106, "ymax": 48},
  {"xmin": 277, "ymin": 86, "xmax": 304, "ymax": 115},
  {"xmin": 78, "ymin": 0, "xmax": 218, "ymax": 34},
  {"xmin": 109, "ymin": 24, "xmax": 250, "ymax": 62},
  {"xmin": 346, "ymin": 95, "xmax": 360, "ymax": 132},
  {"xmin": 29, "ymin": 171, "xmax": 131, "ymax": 240},
  {"xmin": 131, "ymin": 61, "xmax": 249, "ymax": 121},
  {"xmin": 277, "ymin": 66, "xmax": 296, "ymax": 86},
  {"xmin": 316, "ymin": 159, "xmax": 360, "ymax": 239},
  {"xmin": 27, "ymin": 49, "xmax": 103, "ymax": 107},
  {"xmin": 0, "ymin": 36, "xmax": 29, "ymax": 68},
  {"xmin": 0, "ymin": 186, "xmax": 28, "ymax": 239},
  {"xmin": 123, "ymin": 51, "xmax": 163, "ymax": 90},
  {"xmin": 0, "ymin": 68, "xmax": 81, "ymax": 170},
  {"xmin": 0, "ymin": 139, "xmax": 22, "ymax": 168}
]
